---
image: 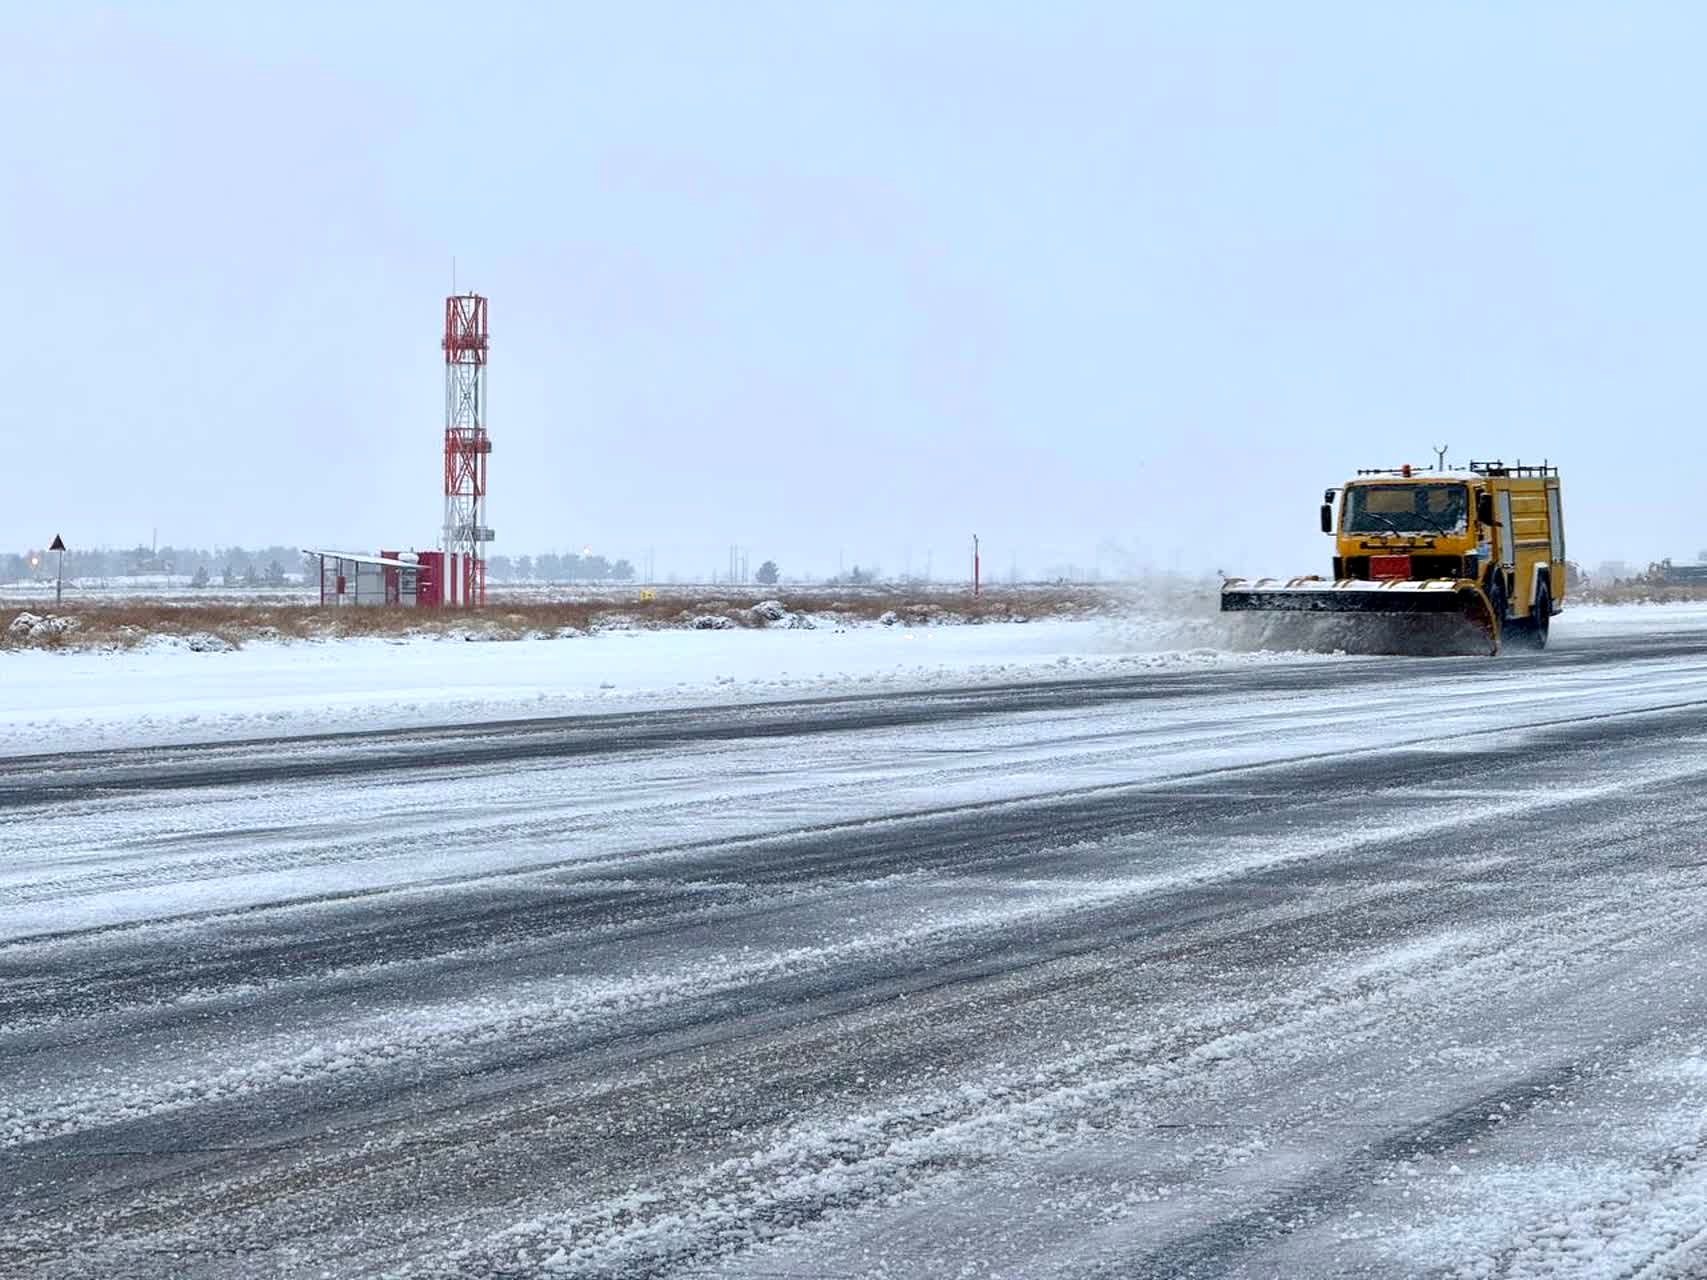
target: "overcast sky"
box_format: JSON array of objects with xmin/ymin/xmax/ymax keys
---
[{"xmin": 4, "ymin": 3, "xmax": 1703, "ymax": 580}]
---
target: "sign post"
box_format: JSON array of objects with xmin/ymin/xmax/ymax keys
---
[{"xmin": 48, "ymin": 535, "xmax": 65, "ymax": 605}]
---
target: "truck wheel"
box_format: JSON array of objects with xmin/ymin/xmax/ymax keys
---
[
  {"xmin": 1487, "ymin": 574, "xmax": 1508, "ymax": 652},
  {"xmin": 1527, "ymin": 586, "xmax": 1551, "ymax": 650}
]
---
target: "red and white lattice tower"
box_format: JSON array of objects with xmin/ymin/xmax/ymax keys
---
[{"xmin": 441, "ymin": 293, "xmax": 493, "ymax": 606}]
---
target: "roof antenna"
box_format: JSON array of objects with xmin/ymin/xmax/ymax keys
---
[{"xmin": 1433, "ymin": 443, "xmax": 1449, "ymax": 470}]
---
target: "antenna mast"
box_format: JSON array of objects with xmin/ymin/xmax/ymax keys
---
[{"xmin": 442, "ymin": 293, "xmax": 493, "ymax": 606}]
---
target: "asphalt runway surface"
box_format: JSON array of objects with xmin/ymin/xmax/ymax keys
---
[{"xmin": 7, "ymin": 622, "xmax": 1707, "ymax": 1277}]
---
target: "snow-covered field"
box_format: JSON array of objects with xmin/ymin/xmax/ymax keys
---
[
  {"xmin": 4, "ymin": 600, "xmax": 1700, "ymax": 760},
  {"xmin": 0, "ymin": 613, "xmax": 1296, "ymax": 758},
  {"xmin": 0, "ymin": 577, "xmax": 312, "ymax": 605}
]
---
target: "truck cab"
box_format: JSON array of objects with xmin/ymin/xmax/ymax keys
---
[{"xmin": 1324, "ymin": 462, "xmax": 1565, "ymax": 645}]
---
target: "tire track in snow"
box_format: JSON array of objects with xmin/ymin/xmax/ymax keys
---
[
  {"xmin": 398, "ymin": 871, "xmax": 1707, "ymax": 1280},
  {"xmin": 11, "ymin": 635, "xmax": 1707, "ymax": 1276},
  {"xmin": 1, "ymin": 782, "xmax": 1553, "ymax": 1150},
  {"xmin": 10, "ymin": 660, "xmax": 1707, "ymax": 957},
  {"xmin": 15, "ymin": 764, "xmax": 1707, "ymax": 1278},
  {"xmin": 7, "ymin": 724, "xmax": 1704, "ymax": 1157}
]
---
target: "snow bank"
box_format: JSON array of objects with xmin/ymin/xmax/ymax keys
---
[
  {"xmin": 3, "ymin": 598, "xmax": 1689, "ymax": 760},
  {"xmin": 1558, "ymin": 599, "xmax": 1707, "ymax": 629},
  {"xmin": 0, "ymin": 618, "xmax": 1312, "ymax": 758},
  {"xmin": 6, "ymin": 612, "xmax": 80, "ymax": 641}
]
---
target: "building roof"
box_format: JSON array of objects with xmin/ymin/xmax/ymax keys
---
[{"xmin": 301, "ymin": 549, "xmax": 420, "ymax": 569}]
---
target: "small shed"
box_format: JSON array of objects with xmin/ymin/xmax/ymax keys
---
[{"xmin": 304, "ymin": 550, "xmax": 421, "ymax": 607}]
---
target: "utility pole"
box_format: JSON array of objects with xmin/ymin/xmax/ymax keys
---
[
  {"xmin": 972, "ymin": 534, "xmax": 981, "ymax": 596},
  {"xmin": 49, "ymin": 534, "xmax": 65, "ymax": 605}
]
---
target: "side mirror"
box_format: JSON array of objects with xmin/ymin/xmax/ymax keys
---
[
  {"xmin": 1476, "ymin": 492, "xmax": 1495, "ymax": 526},
  {"xmin": 1320, "ymin": 504, "xmax": 1333, "ymax": 534}
]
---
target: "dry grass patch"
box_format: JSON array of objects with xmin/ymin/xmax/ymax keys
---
[
  {"xmin": 1576, "ymin": 582, "xmax": 1707, "ymax": 606},
  {"xmin": 1, "ymin": 586, "xmax": 1117, "ymax": 652}
]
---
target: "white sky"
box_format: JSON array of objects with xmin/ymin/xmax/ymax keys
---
[{"xmin": 3, "ymin": 3, "xmax": 1702, "ymax": 579}]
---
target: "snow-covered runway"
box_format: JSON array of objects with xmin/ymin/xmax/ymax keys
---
[{"xmin": 6, "ymin": 607, "xmax": 1707, "ymax": 1277}]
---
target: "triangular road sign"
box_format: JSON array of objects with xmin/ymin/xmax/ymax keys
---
[{"xmin": 48, "ymin": 535, "xmax": 65, "ymax": 552}]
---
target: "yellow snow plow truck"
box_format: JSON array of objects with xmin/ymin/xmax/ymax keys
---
[{"xmin": 1221, "ymin": 461, "xmax": 1565, "ymax": 656}]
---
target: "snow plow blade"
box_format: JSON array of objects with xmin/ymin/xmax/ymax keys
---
[{"xmin": 1219, "ymin": 577, "xmax": 1499, "ymax": 656}]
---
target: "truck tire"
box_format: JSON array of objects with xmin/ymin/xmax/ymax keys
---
[
  {"xmin": 1526, "ymin": 585, "xmax": 1551, "ymax": 650},
  {"xmin": 1487, "ymin": 573, "xmax": 1508, "ymax": 652}
]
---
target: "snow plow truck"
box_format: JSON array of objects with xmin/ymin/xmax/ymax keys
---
[{"xmin": 1220, "ymin": 461, "xmax": 1565, "ymax": 656}]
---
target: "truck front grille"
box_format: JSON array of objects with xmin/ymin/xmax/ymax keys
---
[{"xmin": 1340, "ymin": 555, "xmax": 1465, "ymax": 581}]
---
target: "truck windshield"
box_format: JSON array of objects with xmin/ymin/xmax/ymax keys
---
[{"xmin": 1344, "ymin": 484, "xmax": 1468, "ymax": 535}]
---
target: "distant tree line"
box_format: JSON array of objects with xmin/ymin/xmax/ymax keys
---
[
  {"xmin": 0, "ymin": 544, "xmax": 309, "ymax": 586},
  {"xmin": 485, "ymin": 553, "xmax": 635, "ymax": 582},
  {"xmin": 1, "ymin": 545, "xmax": 654, "ymax": 586},
  {"xmin": 2, "ymin": 545, "xmax": 810, "ymax": 588}
]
